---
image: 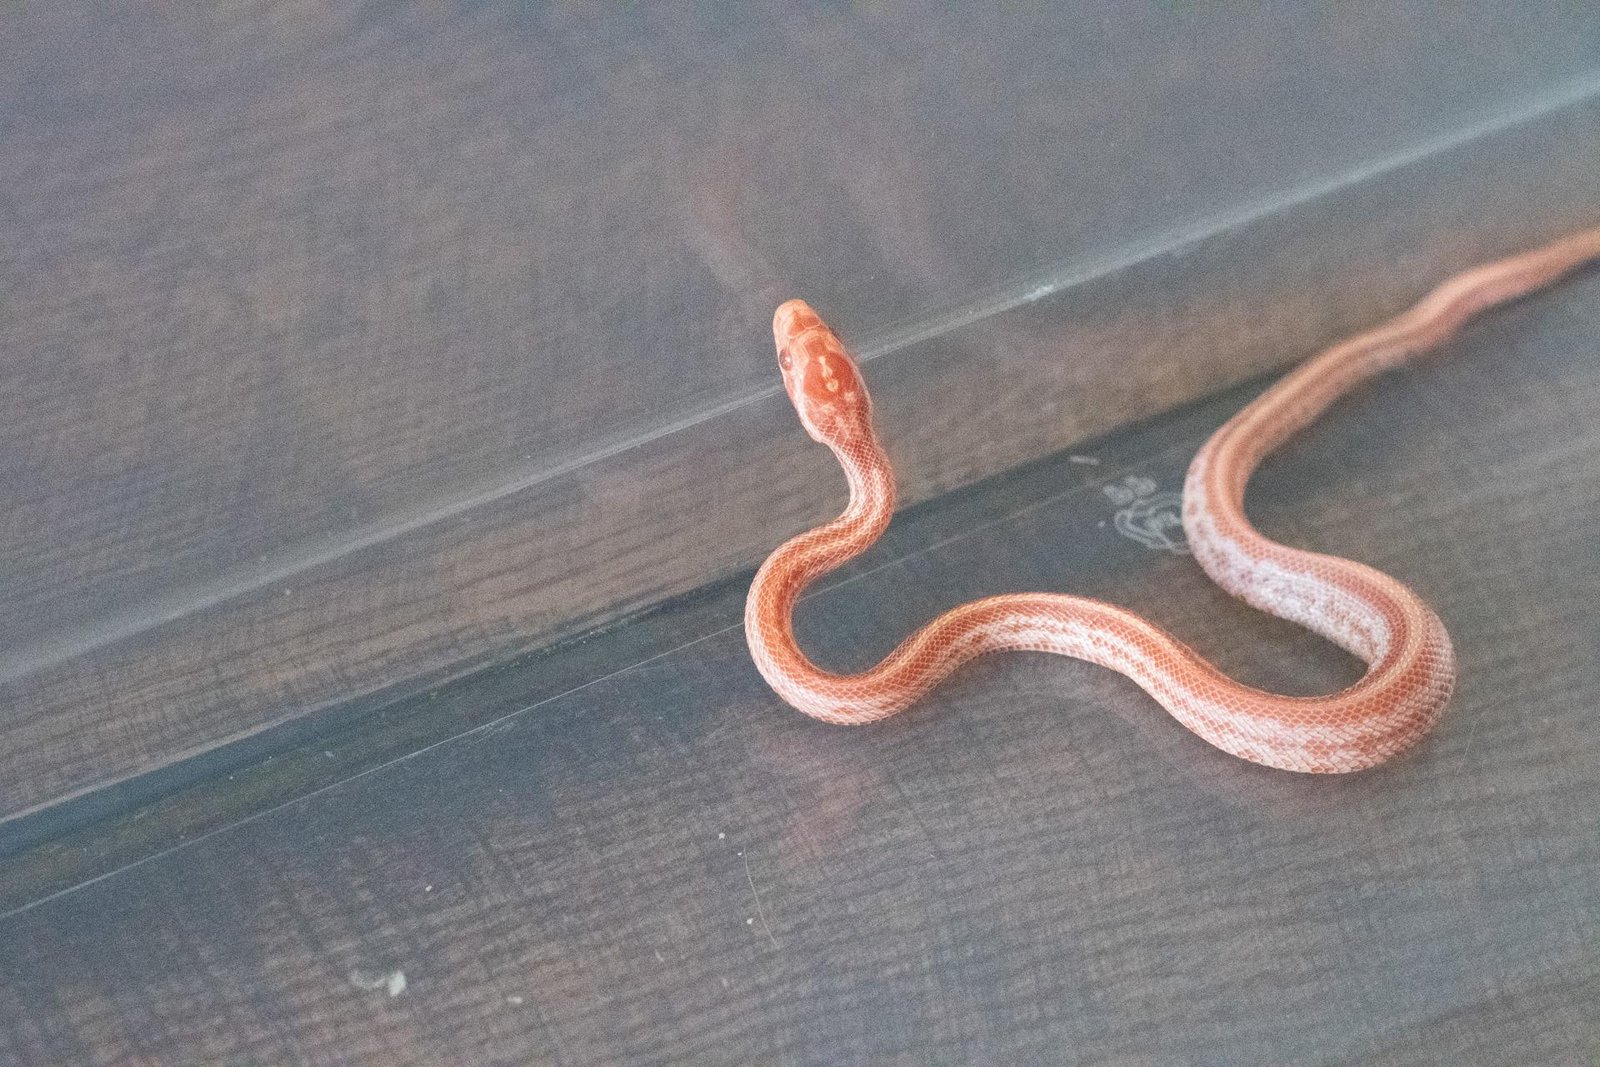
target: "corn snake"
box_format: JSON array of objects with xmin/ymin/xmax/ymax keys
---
[{"xmin": 745, "ymin": 227, "xmax": 1600, "ymax": 772}]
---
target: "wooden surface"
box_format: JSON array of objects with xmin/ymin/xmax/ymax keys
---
[
  {"xmin": 3, "ymin": 271, "xmax": 1599, "ymax": 1063},
  {"xmin": 2, "ymin": 3, "xmax": 1599, "ymax": 821}
]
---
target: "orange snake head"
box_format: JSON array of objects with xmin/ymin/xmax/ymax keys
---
[{"xmin": 773, "ymin": 299, "xmax": 873, "ymax": 448}]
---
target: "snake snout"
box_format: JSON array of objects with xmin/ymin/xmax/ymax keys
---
[{"xmin": 773, "ymin": 299, "xmax": 823, "ymax": 351}]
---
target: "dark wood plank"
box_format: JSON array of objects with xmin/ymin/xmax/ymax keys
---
[
  {"xmin": 3, "ymin": 3, "xmax": 1599, "ymax": 819},
  {"xmin": 2, "ymin": 271, "xmax": 1598, "ymax": 1063}
]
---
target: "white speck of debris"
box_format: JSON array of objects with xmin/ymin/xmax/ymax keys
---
[
  {"xmin": 721, "ymin": 977, "xmax": 730, "ymax": 988},
  {"xmin": 507, "ymin": 995, "xmax": 524, "ymax": 1006},
  {"xmin": 424, "ymin": 885, "xmax": 433, "ymax": 893},
  {"xmin": 1069, "ymin": 455, "xmax": 1101, "ymax": 465},
  {"xmin": 746, "ymin": 918, "xmax": 754, "ymax": 925},
  {"xmin": 742, "ymin": 853, "xmax": 780, "ymax": 948},
  {"xmin": 324, "ymin": 751, "xmax": 335, "ymax": 758},
  {"xmin": 717, "ymin": 832, "xmax": 725, "ymax": 840},
  {"xmin": 1097, "ymin": 520, "xmax": 1107, "ymax": 527},
  {"xmin": 654, "ymin": 949, "xmax": 665, "ymax": 963},
  {"xmin": 350, "ymin": 969, "xmax": 407, "ymax": 997}
]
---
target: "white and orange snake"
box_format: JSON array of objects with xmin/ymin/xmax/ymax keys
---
[{"xmin": 746, "ymin": 227, "xmax": 1600, "ymax": 773}]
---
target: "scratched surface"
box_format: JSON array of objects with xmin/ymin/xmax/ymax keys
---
[
  {"xmin": 4, "ymin": 3, "xmax": 1600, "ymax": 823},
  {"xmin": 3, "ymin": 273, "xmax": 1597, "ymax": 1063}
]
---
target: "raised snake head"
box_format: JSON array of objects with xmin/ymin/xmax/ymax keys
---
[{"xmin": 773, "ymin": 299, "xmax": 873, "ymax": 448}]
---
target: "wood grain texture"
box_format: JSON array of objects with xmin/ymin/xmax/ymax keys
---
[
  {"xmin": 2, "ymin": 272, "xmax": 1599, "ymax": 1063},
  {"xmin": 2, "ymin": 3, "xmax": 1599, "ymax": 820}
]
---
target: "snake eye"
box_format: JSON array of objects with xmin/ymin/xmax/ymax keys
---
[{"xmin": 778, "ymin": 347, "xmax": 793, "ymax": 372}]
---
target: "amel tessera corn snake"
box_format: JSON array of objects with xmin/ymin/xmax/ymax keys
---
[{"xmin": 745, "ymin": 227, "xmax": 1600, "ymax": 773}]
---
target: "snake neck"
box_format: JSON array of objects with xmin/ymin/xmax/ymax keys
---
[{"xmin": 745, "ymin": 429, "xmax": 894, "ymax": 682}]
